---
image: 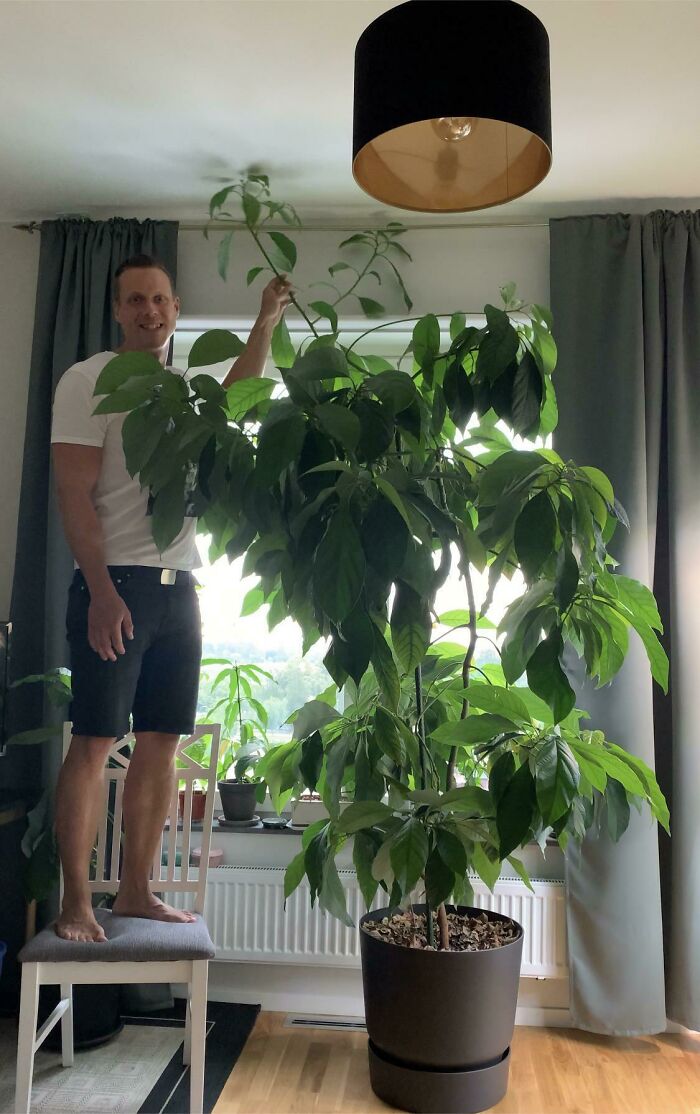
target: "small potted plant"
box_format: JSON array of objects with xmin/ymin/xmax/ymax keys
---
[{"xmin": 218, "ymin": 744, "xmax": 266, "ymax": 821}]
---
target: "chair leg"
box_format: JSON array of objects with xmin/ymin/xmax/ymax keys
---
[
  {"xmin": 15, "ymin": 963, "xmax": 40, "ymax": 1114},
  {"xmin": 60, "ymin": 982, "xmax": 74, "ymax": 1067},
  {"xmin": 188, "ymin": 961, "xmax": 209, "ymax": 1114},
  {"xmin": 183, "ymin": 987, "xmax": 192, "ymax": 1065}
]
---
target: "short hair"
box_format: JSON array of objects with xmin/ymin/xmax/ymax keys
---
[{"xmin": 113, "ymin": 254, "xmax": 176, "ymax": 300}]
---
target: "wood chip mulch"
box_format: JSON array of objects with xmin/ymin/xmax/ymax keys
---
[{"xmin": 361, "ymin": 909, "xmax": 519, "ymax": 952}]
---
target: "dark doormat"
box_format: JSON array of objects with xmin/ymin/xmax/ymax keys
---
[{"xmin": 124, "ymin": 997, "xmax": 260, "ymax": 1114}]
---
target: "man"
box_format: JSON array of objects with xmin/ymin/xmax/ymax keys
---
[{"xmin": 51, "ymin": 255, "xmax": 292, "ymax": 943}]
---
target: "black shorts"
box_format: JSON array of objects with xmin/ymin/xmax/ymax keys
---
[{"xmin": 66, "ymin": 566, "xmax": 202, "ymax": 738}]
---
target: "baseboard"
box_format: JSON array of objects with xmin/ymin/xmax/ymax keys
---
[{"xmin": 173, "ymin": 964, "xmax": 572, "ymax": 1028}]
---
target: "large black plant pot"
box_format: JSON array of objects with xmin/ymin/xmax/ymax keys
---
[
  {"xmin": 38, "ymin": 982, "xmax": 123, "ymax": 1050},
  {"xmin": 360, "ymin": 904, "xmax": 523, "ymax": 1114}
]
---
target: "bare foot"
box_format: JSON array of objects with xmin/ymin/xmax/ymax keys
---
[
  {"xmin": 112, "ymin": 893, "xmax": 196, "ymax": 923},
  {"xmin": 55, "ymin": 908, "xmax": 108, "ymax": 943}
]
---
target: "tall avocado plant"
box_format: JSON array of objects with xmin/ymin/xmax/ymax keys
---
[{"xmin": 95, "ymin": 174, "xmax": 669, "ymax": 948}]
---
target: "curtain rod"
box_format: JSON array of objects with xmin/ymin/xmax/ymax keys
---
[{"xmin": 13, "ymin": 217, "xmax": 550, "ymax": 234}]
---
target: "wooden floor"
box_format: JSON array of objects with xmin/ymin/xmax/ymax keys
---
[{"xmin": 213, "ymin": 1012, "xmax": 700, "ymax": 1114}]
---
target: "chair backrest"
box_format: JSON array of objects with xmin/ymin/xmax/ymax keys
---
[{"xmin": 60, "ymin": 723, "xmax": 221, "ymax": 915}]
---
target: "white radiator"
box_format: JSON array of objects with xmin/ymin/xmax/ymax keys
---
[{"xmin": 164, "ymin": 866, "xmax": 568, "ymax": 978}]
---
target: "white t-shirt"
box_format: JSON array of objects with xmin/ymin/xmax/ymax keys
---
[{"xmin": 51, "ymin": 350, "xmax": 201, "ymax": 570}]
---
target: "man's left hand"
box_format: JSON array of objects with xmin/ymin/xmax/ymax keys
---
[{"xmin": 258, "ymin": 274, "xmax": 294, "ymax": 329}]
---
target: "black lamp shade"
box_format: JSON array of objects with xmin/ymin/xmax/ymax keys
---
[{"xmin": 353, "ymin": 0, "xmax": 552, "ymax": 213}]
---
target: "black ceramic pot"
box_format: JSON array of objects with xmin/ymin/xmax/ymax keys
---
[
  {"xmin": 218, "ymin": 780, "xmax": 258, "ymax": 821},
  {"xmin": 37, "ymin": 982, "xmax": 123, "ymax": 1050},
  {"xmin": 360, "ymin": 904, "xmax": 524, "ymax": 1114}
]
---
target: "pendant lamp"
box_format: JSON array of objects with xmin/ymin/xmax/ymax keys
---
[{"xmin": 352, "ymin": 0, "xmax": 552, "ymax": 213}]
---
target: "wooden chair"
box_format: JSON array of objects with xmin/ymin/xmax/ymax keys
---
[{"xmin": 14, "ymin": 722, "xmax": 221, "ymax": 1114}]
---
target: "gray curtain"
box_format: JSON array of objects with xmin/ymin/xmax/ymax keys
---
[
  {"xmin": 550, "ymin": 211, "xmax": 700, "ymax": 1034},
  {"xmin": 6, "ymin": 217, "xmax": 178, "ymax": 901}
]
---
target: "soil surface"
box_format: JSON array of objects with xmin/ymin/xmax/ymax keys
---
[{"xmin": 361, "ymin": 909, "xmax": 519, "ymax": 952}]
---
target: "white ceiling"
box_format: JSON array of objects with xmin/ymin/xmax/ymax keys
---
[{"xmin": 2, "ymin": 0, "xmax": 699, "ymax": 228}]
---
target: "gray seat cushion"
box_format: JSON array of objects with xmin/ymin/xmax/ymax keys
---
[{"xmin": 18, "ymin": 908, "xmax": 215, "ymax": 964}]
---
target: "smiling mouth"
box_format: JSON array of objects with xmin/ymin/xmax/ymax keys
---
[{"xmin": 140, "ymin": 323, "xmax": 164, "ymax": 331}]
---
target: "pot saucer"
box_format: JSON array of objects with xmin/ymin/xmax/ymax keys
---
[{"xmin": 216, "ymin": 814, "xmax": 261, "ymax": 829}]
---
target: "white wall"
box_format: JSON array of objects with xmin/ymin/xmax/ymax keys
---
[
  {"xmin": 0, "ymin": 224, "xmax": 40, "ymax": 617},
  {"xmin": 0, "ymin": 222, "xmax": 549, "ymax": 617},
  {"xmin": 176, "ymin": 224, "xmax": 549, "ymax": 321}
]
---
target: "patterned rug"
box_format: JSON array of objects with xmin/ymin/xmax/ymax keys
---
[{"xmin": 0, "ymin": 998, "xmax": 260, "ymax": 1113}]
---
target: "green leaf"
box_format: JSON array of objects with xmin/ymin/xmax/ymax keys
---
[
  {"xmin": 449, "ymin": 313, "xmax": 467, "ymax": 342},
  {"xmin": 390, "ymin": 818, "xmax": 429, "ymax": 894},
  {"xmin": 440, "ymin": 785, "xmax": 494, "ymax": 815},
  {"xmin": 226, "ymin": 376, "xmax": 276, "ymax": 421},
  {"xmin": 284, "ymin": 849, "xmax": 307, "ymax": 899},
  {"xmin": 461, "ymin": 684, "xmax": 532, "ymax": 724},
  {"xmin": 371, "ymin": 627, "xmax": 401, "ymax": 712},
  {"xmin": 604, "ymin": 743, "xmax": 669, "ymax": 833},
  {"xmin": 436, "ymin": 828, "xmax": 468, "ymax": 875},
  {"xmin": 514, "ymin": 492, "xmax": 556, "ymax": 580},
  {"xmin": 526, "ymin": 631, "xmax": 576, "ymax": 724},
  {"xmin": 358, "ymin": 296, "xmax": 385, "ymax": 318},
  {"xmin": 613, "ymin": 575, "xmax": 663, "ymax": 632},
  {"xmin": 93, "ymin": 378, "xmax": 157, "ymax": 414},
  {"xmin": 412, "ymin": 314, "xmax": 441, "ymax": 366},
  {"xmin": 580, "ymin": 465, "xmax": 614, "ymax": 507},
  {"xmin": 604, "ymin": 778, "xmax": 631, "ymax": 842},
  {"xmin": 510, "ymin": 350, "xmax": 543, "ymax": 434},
  {"xmin": 188, "ymin": 329, "xmax": 246, "ymax": 369},
  {"xmin": 352, "ymin": 398, "xmax": 394, "ymax": 464},
  {"xmin": 390, "ymin": 582, "xmax": 431, "ymax": 672},
  {"xmin": 313, "ymin": 508, "xmax": 366, "ymax": 623},
  {"xmin": 271, "ymin": 317, "xmax": 296, "ymax": 369},
  {"xmin": 266, "ymin": 230, "xmax": 297, "ymax": 272},
  {"xmin": 246, "ymin": 266, "xmax": 266, "ymax": 286},
  {"xmin": 362, "ymin": 498, "xmax": 410, "ymax": 585},
  {"xmin": 94, "ymin": 351, "xmax": 162, "ymax": 395},
  {"xmin": 353, "ymin": 829, "xmax": 381, "ymax": 908},
  {"xmin": 443, "ymin": 361, "xmax": 474, "ymax": 428},
  {"xmin": 529, "ymin": 735, "xmax": 580, "ymax": 825},
  {"xmin": 314, "ymin": 402, "xmax": 361, "ymax": 452},
  {"xmin": 506, "ymin": 855, "xmax": 535, "ymax": 892},
  {"xmin": 367, "ymin": 370, "xmax": 417, "ymax": 414},
  {"xmin": 375, "ymin": 478, "xmax": 412, "ymax": 531},
  {"xmin": 478, "ymin": 450, "xmax": 547, "ymax": 506},
  {"xmin": 241, "ymin": 586, "xmax": 265, "ymax": 616},
  {"xmin": 218, "ymin": 230, "xmax": 234, "ymax": 280},
  {"xmin": 150, "ymin": 473, "xmax": 186, "ymax": 551},
  {"xmin": 337, "ymin": 800, "xmax": 394, "ymax": 834},
  {"xmin": 425, "ymin": 847, "xmax": 455, "ymax": 908},
  {"xmin": 320, "ymin": 856, "xmax": 354, "ymax": 927},
  {"xmin": 293, "ymin": 345, "xmax": 349, "ymax": 382},
  {"xmin": 496, "ymin": 762, "xmax": 536, "ymax": 857},
  {"xmin": 256, "ymin": 409, "xmax": 307, "ymax": 485},
  {"xmin": 476, "ymin": 305, "xmax": 520, "ymax": 382},
  {"xmin": 374, "ymin": 706, "xmax": 406, "ymax": 765},
  {"xmin": 471, "ymin": 841, "xmax": 501, "ymax": 892},
  {"xmin": 309, "ymin": 300, "xmax": 339, "ymax": 333},
  {"xmin": 335, "ymin": 607, "xmax": 375, "ymax": 685},
  {"xmin": 121, "ymin": 406, "xmax": 169, "ymax": 478},
  {"xmin": 242, "ymin": 192, "xmax": 261, "ymax": 226},
  {"xmin": 431, "ymin": 714, "xmax": 521, "ymax": 746},
  {"xmin": 554, "ymin": 547, "xmax": 579, "ymax": 611}
]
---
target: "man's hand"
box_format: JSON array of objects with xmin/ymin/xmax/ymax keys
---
[
  {"xmin": 88, "ymin": 588, "xmax": 134, "ymax": 662},
  {"xmin": 258, "ymin": 274, "xmax": 294, "ymax": 329}
]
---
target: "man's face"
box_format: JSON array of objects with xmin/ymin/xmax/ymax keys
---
[{"xmin": 113, "ymin": 267, "xmax": 180, "ymax": 355}]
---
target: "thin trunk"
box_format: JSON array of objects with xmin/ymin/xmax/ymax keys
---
[{"xmin": 437, "ymin": 902, "xmax": 450, "ymax": 950}]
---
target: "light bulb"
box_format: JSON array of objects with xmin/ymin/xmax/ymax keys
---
[{"xmin": 431, "ymin": 117, "xmax": 474, "ymax": 142}]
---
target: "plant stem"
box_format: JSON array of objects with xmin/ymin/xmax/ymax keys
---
[
  {"xmin": 424, "ymin": 893, "xmax": 435, "ymax": 948},
  {"xmin": 437, "ymin": 903, "xmax": 450, "ymax": 950},
  {"xmin": 247, "ymin": 223, "xmax": 319, "ymax": 335},
  {"xmin": 414, "ymin": 664, "xmax": 427, "ymax": 791},
  {"xmin": 447, "ymin": 554, "xmax": 478, "ymax": 791}
]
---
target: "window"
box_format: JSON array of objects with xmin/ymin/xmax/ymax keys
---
[{"xmin": 173, "ymin": 317, "xmax": 549, "ymax": 738}]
